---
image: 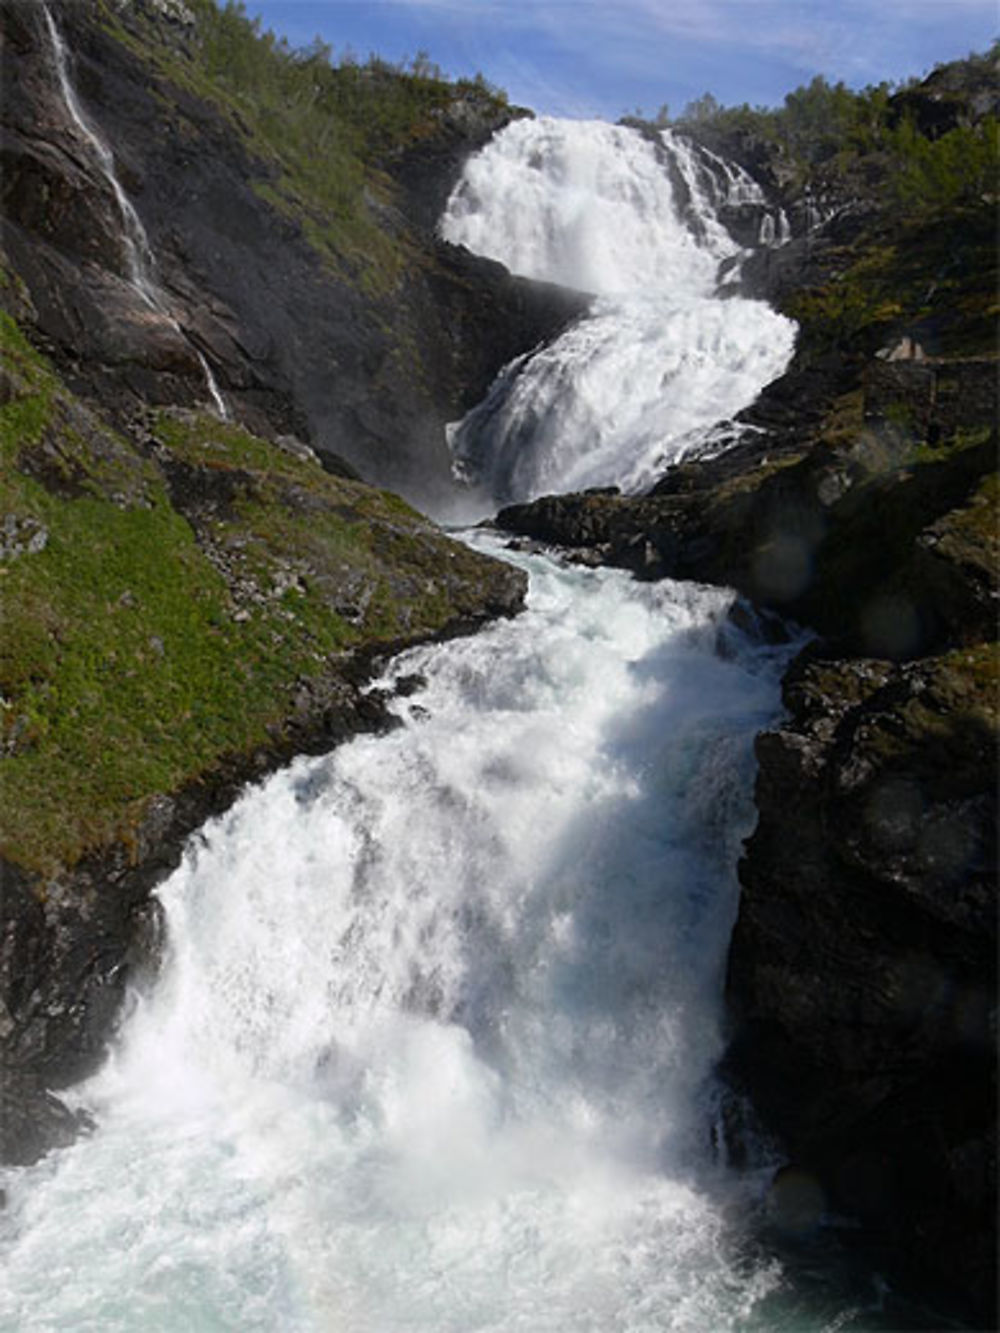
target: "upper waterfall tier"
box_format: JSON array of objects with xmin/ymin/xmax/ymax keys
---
[{"xmin": 441, "ymin": 118, "xmax": 734, "ymax": 297}]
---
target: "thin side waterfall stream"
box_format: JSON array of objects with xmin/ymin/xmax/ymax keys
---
[
  {"xmin": 1, "ymin": 117, "xmax": 895, "ymax": 1331},
  {"xmin": 41, "ymin": 5, "xmax": 228, "ymax": 420}
]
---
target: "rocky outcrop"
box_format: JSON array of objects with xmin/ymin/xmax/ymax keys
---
[
  {"xmin": 728, "ymin": 645, "xmax": 997, "ymax": 1321},
  {"xmin": 888, "ymin": 47, "xmax": 1000, "ymax": 139},
  {"xmin": 381, "ymin": 91, "xmax": 530, "ymax": 236},
  {"xmin": 496, "ymin": 357, "xmax": 997, "ymax": 656}
]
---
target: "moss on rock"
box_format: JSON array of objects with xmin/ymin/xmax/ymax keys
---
[{"xmin": 0, "ymin": 316, "xmax": 524, "ymax": 876}]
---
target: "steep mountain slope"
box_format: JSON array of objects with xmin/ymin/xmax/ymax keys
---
[{"xmin": 1, "ymin": 0, "xmax": 582, "ymax": 504}]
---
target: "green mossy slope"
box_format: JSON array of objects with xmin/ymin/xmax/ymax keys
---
[{"xmin": 0, "ymin": 312, "xmax": 522, "ymax": 874}]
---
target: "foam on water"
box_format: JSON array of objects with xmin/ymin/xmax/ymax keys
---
[
  {"xmin": 450, "ymin": 295, "xmax": 792, "ymax": 502},
  {"xmin": 442, "ymin": 118, "xmax": 729, "ymax": 296},
  {"xmin": 0, "ymin": 541, "xmax": 800, "ymax": 1331},
  {"xmin": 0, "ymin": 98, "xmax": 895, "ymax": 1331}
]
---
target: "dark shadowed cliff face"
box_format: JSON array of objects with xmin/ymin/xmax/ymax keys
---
[
  {"xmin": 727, "ymin": 647, "xmax": 997, "ymax": 1320},
  {"xmin": 0, "ymin": 0, "xmax": 583, "ymax": 509}
]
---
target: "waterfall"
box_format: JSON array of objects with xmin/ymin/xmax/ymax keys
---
[
  {"xmin": 41, "ymin": 5, "xmax": 228, "ymax": 419},
  {"xmin": 0, "ymin": 540, "xmax": 805, "ymax": 1330},
  {"xmin": 0, "ymin": 102, "xmax": 881, "ymax": 1331},
  {"xmin": 440, "ymin": 118, "xmax": 796, "ymax": 507},
  {"xmin": 193, "ymin": 349, "xmax": 229, "ymax": 421},
  {"xmin": 659, "ymin": 131, "xmax": 791, "ymax": 249}
]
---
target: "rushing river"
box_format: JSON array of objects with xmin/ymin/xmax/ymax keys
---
[
  {"xmin": 2, "ymin": 544, "xmax": 802, "ymax": 1332},
  {"xmin": 0, "ymin": 62, "xmax": 926, "ymax": 1332}
]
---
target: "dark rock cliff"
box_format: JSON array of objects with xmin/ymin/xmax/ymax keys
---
[{"xmin": 728, "ymin": 645, "xmax": 996, "ymax": 1320}]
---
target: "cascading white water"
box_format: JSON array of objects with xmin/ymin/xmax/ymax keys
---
[
  {"xmin": 660, "ymin": 131, "xmax": 791, "ymax": 249},
  {"xmin": 41, "ymin": 5, "xmax": 228, "ymax": 419},
  {"xmin": 0, "ymin": 540, "xmax": 807, "ymax": 1331},
  {"xmin": 440, "ymin": 117, "xmax": 796, "ymax": 507}
]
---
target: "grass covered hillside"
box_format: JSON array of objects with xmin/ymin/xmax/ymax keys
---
[{"xmin": 0, "ymin": 307, "xmax": 522, "ymax": 878}]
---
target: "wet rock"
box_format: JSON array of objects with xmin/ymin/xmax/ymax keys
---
[
  {"xmin": 725, "ymin": 646, "xmax": 997, "ymax": 1322},
  {"xmin": 1, "ymin": 2, "xmax": 583, "ymax": 509},
  {"xmin": 392, "ymin": 672, "xmax": 427, "ymax": 698},
  {"xmin": 0, "ymin": 1071, "xmax": 93, "ymax": 1166},
  {"xmin": 499, "ymin": 392, "xmax": 996, "ymax": 660}
]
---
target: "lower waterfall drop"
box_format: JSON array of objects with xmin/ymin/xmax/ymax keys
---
[{"xmin": 0, "ymin": 541, "xmax": 803, "ymax": 1331}]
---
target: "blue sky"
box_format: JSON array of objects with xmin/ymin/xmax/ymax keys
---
[{"xmin": 248, "ymin": 0, "xmax": 998, "ymax": 120}]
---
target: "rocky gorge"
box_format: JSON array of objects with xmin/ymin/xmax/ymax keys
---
[{"xmin": 0, "ymin": 2, "xmax": 996, "ymax": 1327}]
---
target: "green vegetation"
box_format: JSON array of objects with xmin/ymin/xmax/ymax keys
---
[
  {"xmin": 927, "ymin": 467, "xmax": 999, "ymax": 578},
  {"xmin": 889, "ymin": 115, "xmax": 999, "ymax": 211},
  {"xmin": 783, "ymin": 203, "xmax": 998, "ymax": 355},
  {"xmin": 0, "ymin": 315, "xmax": 514, "ymax": 875},
  {"xmin": 97, "ymin": 0, "xmax": 509, "ymax": 285},
  {"xmin": 940, "ymin": 641, "xmax": 1000, "ymax": 713},
  {"xmin": 673, "ymin": 52, "xmax": 999, "ymax": 211}
]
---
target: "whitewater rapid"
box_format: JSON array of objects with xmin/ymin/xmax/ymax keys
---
[
  {"xmin": 440, "ymin": 118, "xmax": 796, "ymax": 505},
  {"xmin": 0, "ymin": 541, "xmax": 801, "ymax": 1331}
]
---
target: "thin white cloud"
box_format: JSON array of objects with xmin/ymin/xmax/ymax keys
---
[{"xmin": 253, "ymin": 0, "xmax": 998, "ymax": 118}]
